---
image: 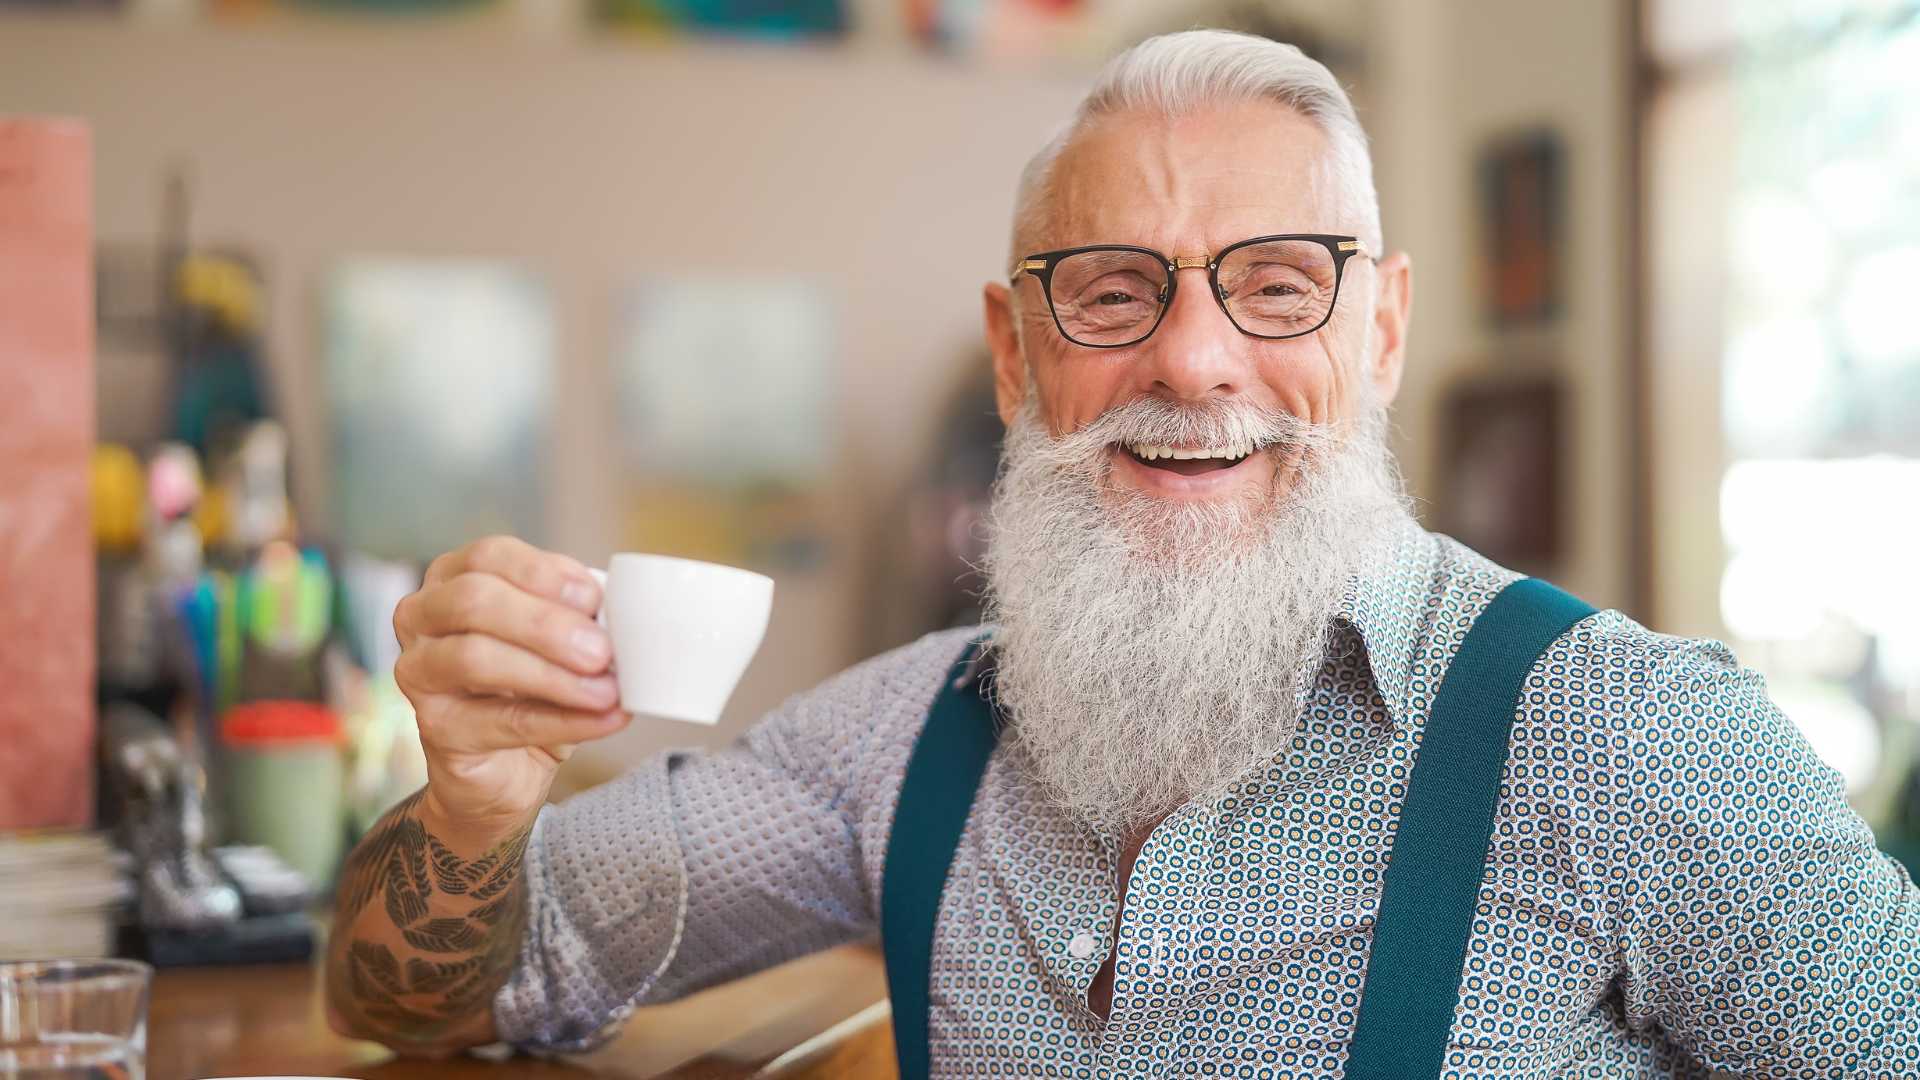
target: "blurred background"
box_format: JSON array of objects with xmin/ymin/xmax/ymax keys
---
[{"xmin": 2, "ymin": 0, "xmax": 1918, "ymax": 974}]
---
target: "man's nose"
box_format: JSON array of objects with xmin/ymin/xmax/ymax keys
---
[{"xmin": 1138, "ymin": 266, "xmax": 1250, "ymax": 402}]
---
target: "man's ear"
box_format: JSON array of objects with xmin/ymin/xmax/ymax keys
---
[
  {"xmin": 1367, "ymin": 251, "xmax": 1412, "ymax": 407},
  {"xmin": 984, "ymin": 280, "xmax": 1027, "ymax": 426}
]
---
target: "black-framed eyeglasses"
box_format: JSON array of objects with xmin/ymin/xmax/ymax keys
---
[{"xmin": 1010, "ymin": 233, "xmax": 1372, "ymax": 349}]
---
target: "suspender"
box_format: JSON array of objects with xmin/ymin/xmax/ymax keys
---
[
  {"xmin": 879, "ymin": 579, "xmax": 1596, "ymax": 1080},
  {"xmin": 880, "ymin": 635, "xmax": 998, "ymax": 1080},
  {"xmin": 1343, "ymin": 577, "xmax": 1595, "ymax": 1078}
]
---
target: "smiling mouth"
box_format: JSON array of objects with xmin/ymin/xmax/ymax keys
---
[{"xmin": 1119, "ymin": 441, "xmax": 1256, "ymax": 476}]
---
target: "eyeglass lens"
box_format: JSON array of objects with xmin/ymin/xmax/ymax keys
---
[{"xmin": 1045, "ymin": 239, "xmax": 1340, "ymax": 346}]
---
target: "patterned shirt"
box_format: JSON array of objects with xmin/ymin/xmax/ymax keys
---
[{"xmin": 494, "ymin": 521, "xmax": 1920, "ymax": 1077}]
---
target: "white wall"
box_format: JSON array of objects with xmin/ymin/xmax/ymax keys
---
[
  {"xmin": 1, "ymin": 3, "xmax": 1635, "ymax": 778},
  {"xmin": 1368, "ymin": 0, "xmax": 1632, "ymax": 611},
  {"xmin": 0, "ymin": 12, "xmax": 1089, "ymax": 777}
]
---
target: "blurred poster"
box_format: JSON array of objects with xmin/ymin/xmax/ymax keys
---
[
  {"xmin": 595, "ymin": 0, "xmax": 847, "ymax": 38},
  {"xmin": 326, "ymin": 258, "xmax": 553, "ymax": 562},
  {"xmin": 613, "ymin": 276, "xmax": 833, "ymax": 571},
  {"xmin": 908, "ymin": 0, "xmax": 1085, "ymax": 56},
  {"xmin": 1437, "ymin": 372, "xmax": 1563, "ymax": 573},
  {"xmin": 211, "ymin": 0, "xmax": 492, "ymax": 14},
  {"xmin": 1478, "ymin": 129, "xmax": 1564, "ymax": 327},
  {"xmin": 1111, "ymin": 1, "xmax": 1367, "ymax": 73}
]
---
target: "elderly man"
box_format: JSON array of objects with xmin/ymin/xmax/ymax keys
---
[{"xmin": 326, "ymin": 29, "xmax": 1920, "ymax": 1078}]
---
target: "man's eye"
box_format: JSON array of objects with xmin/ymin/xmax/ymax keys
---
[
  {"xmin": 1096, "ymin": 291, "xmax": 1138, "ymax": 305},
  {"xmin": 1259, "ymin": 283, "xmax": 1300, "ymax": 297}
]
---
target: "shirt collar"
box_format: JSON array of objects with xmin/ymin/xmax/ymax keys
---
[
  {"xmin": 1333, "ymin": 513, "xmax": 1438, "ymax": 733},
  {"xmin": 962, "ymin": 513, "xmax": 1437, "ymax": 732}
]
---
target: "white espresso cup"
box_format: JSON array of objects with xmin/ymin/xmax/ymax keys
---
[{"xmin": 587, "ymin": 553, "xmax": 774, "ymax": 725}]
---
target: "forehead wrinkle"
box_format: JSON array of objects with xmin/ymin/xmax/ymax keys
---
[
  {"xmin": 1039, "ymin": 110, "xmax": 1341, "ymax": 255},
  {"xmin": 1136, "ymin": 121, "xmax": 1183, "ymax": 227}
]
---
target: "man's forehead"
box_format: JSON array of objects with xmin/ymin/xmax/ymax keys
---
[{"xmin": 1039, "ymin": 102, "xmax": 1337, "ymax": 252}]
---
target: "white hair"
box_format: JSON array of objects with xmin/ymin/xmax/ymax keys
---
[{"xmin": 1010, "ymin": 28, "xmax": 1383, "ymax": 265}]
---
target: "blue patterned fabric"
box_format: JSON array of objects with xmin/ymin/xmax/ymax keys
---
[{"xmin": 495, "ymin": 520, "xmax": 1920, "ymax": 1076}]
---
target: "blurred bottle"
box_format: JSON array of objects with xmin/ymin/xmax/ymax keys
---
[
  {"xmin": 219, "ymin": 700, "xmax": 344, "ymax": 888},
  {"xmin": 222, "ymin": 420, "xmax": 294, "ymax": 557},
  {"xmin": 144, "ymin": 443, "xmax": 204, "ymax": 588},
  {"xmin": 170, "ymin": 253, "xmax": 269, "ymax": 459},
  {"xmin": 234, "ymin": 541, "xmax": 332, "ymax": 705},
  {"xmin": 94, "ymin": 444, "xmax": 161, "ymax": 695},
  {"xmin": 91, "ymin": 444, "xmax": 145, "ymax": 555}
]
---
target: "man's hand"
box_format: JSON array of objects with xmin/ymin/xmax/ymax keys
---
[
  {"xmin": 393, "ymin": 535, "xmax": 628, "ymax": 838},
  {"xmin": 327, "ymin": 536, "xmax": 628, "ymax": 1054}
]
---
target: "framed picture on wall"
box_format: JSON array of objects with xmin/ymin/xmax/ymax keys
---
[
  {"xmin": 595, "ymin": 0, "xmax": 847, "ymax": 38},
  {"xmin": 1477, "ymin": 129, "xmax": 1564, "ymax": 328},
  {"xmin": 1437, "ymin": 372, "xmax": 1564, "ymax": 572},
  {"xmin": 325, "ymin": 258, "xmax": 554, "ymax": 562},
  {"xmin": 610, "ymin": 275, "xmax": 835, "ymax": 573}
]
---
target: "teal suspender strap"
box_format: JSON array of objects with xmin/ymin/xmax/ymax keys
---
[
  {"xmin": 882, "ymin": 637, "xmax": 999, "ymax": 1080},
  {"xmin": 1344, "ymin": 577, "xmax": 1596, "ymax": 1080}
]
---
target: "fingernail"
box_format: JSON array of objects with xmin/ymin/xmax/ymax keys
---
[
  {"xmin": 581, "ymin": 675, "xmax": 618, "ymax": 705},
  {"xmin": 561, "ymin": 577, "xmax": 598, "ymax": 612},
  {"xmin": 570, "ymin": 627, "xmax": 610, "ymax": 666}
]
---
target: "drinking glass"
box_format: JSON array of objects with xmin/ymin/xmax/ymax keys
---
[{"xmin": 0, "ymin": 960, "xmax": 152, "ymax": 1080}]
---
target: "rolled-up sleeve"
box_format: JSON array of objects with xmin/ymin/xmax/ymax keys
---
[
  {"xmin": 1618, "ymin": 638, "xmax": 1920, "ymax": 1074},
  {"xmin": 494, "ymin": 753, "xmax": 693, "ymax": 1052},
  {"xmin": 492, "ymin": 628, "xmax": 969, "ymax": 1053}
]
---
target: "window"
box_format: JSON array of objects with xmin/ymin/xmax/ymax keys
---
[{"xmin": 1648, "ymin": 0, "xmax": 1920, "ymax": 823}]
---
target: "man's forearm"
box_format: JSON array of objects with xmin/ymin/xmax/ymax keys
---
[{"xmin": 325, "ymin": 788, "xmax": 535, "ymax": 1053}]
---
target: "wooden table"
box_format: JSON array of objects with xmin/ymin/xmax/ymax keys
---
[{"xmin": 146, "ymin": 943, "xmax": 893, "ymax": 1080}]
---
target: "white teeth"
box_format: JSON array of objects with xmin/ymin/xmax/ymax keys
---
[{"xmin": 1126, "ymin": 441, "xmax": 1257, "ymax": 462}]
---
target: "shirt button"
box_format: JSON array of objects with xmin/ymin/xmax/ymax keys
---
[{"xmin": 1067, "ymin": 931, "xmax": 1099, "ymax": 960}]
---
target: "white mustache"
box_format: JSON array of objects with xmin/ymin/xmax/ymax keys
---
[{"xmin": 1050, "ymin": 396, "xmax": 1344, "ymax": 463}]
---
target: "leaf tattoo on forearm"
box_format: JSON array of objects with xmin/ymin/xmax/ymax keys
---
[
  {"xmin": 405, "ymin": 956, "xmax": 484, "ymax": 994},
  {"xmin": 350, "ymin": 940, "xmax": 405, "ymax": 999},
  {"xmin": 468, "ymin": 892, "xmax": 514, "ymax": 927},
  {"xmin": 330, "ymin": 789, "xmax": 534, "ymax": 1046},
  {"xmin": 401, "ymin": 916, "xmax": 486, "ymax": 953},
  {"xmin": 337, "ymin": 790, "xmax": 426, "ymax": 925},
  {"xmin": 426, "ymin": 835, "xmax": 472, "ymax": 895}
]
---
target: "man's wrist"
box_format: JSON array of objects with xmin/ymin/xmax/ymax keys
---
[{"xmin": 416, "ymin": 786, "xmax": 542, "ymax": 857}]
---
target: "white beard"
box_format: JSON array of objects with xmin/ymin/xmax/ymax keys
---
[{"xmin": 980, "ymin": 390, "xmax": 1411, "ymax": 837}]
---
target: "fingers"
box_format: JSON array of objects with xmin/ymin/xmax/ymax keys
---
[
  {"xmin": 424, "ymin": 535, "xmax": 599, "ymax": 615},
  {"xmin": 400, "ymin": 536, "xmax": 605, "ymax": 656},
  {"xmin": 420, "ymin": 698, "xmax": 630, "ymax": 755},
  {"xmin": 398, "ymin": 633, "xmax": 620, "ymax": 713},
  {"xmin": 402, "ymin": 571, "xmax": 611, "ymax": 675}
]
